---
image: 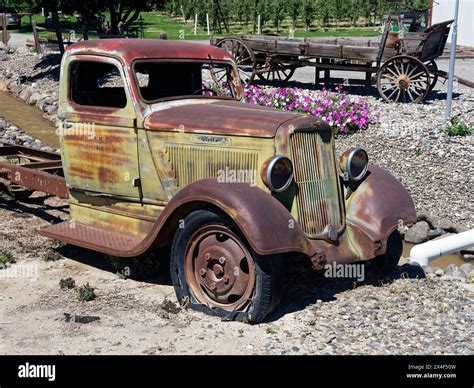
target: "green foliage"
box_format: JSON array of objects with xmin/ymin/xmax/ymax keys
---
[
  {"xmin": 265, "ymin": 326, "xmax": 276, "ymax": 334},
  {"xmin": 0, "ymin": 251, "xmax": 15, "ymax": 267},
  {"xmin": 441, "ymin": 117, "xmax": 473, "ymax": 137},
  {"xmin": 164, "ymin": 0, "xmax": 431, "ymax": 33},
  {"xmin": 78, "ymin": 283, "xmax": 96, "ymax": 302},
  {"xmin": 59, "ymin": 277, "xmax": 76, "ymax": 289},
  {"xmin": 161, "ymin": 299, "xmax": 181, "ymax": 314}
]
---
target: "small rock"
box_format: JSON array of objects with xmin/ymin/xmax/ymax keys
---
[
  {"xmin": 460, "ymin": 263, "xmax": 472, "ymax": 277},
  {"xmin": 435, "ymin": 268, "xmax": 444, "ymax": 276},
  {"xmin": 405, "ymin": 221, "xmax": 430, "ymax": 244},
  {"xmin": 444, "ymin": 264, "xmax": 460, "ymax": 277},
  {"xmin": 428, "ymin": 228, "xmax": 444, "ymax": 239},
  {"xmin": 29, "ymin": 92, "xmax": 42, "ymax": 106},
  {"xmin": 424, "ymin": 266, "xmax": 439, "ymax": 274}
]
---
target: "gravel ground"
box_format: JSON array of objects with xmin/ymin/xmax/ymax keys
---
[{"xmin": 0, "ymin": 195, "xmax": 473, "ymax": 355}]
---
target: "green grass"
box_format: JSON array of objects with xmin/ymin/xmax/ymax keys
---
[
  {"xmin": 0, "ymin": 251, "xmax": 15, "ymax": 267},
  {"xmin": 77, "ymin": 283, "xmax": 96, "ymax": 302},
  {"xmin": 11, "ymin": 11, "xmax": 380, "ymax": 41},
  {"xmin": 59, "ymin": 277, "xmax": 76, "ymax": 289},
  {"xmin": 441, "ymin": 117, "xmax": 473, "ymax": 137},
  {"xmin": 265, "ymin": 326, "xmax": 276, "ymax": 334}
]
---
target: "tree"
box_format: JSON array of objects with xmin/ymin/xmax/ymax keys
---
[
  {"xmin": 104, "ymin": 1, "xmax": 150, "ymax": 35},
  {"xmin": 301, "ymin": 0, "xmax": 315, "ymax": 31},
  {"xmin": 288, "ymin": 0, "xmax": 301, "ymax": 28},
  {"xmin": 270, "ymin": 0, "xmax": 286, "ymax": 33},
  {"xmin": 316, "ymin": 0, "xmax": 330, "ymax": 30}
]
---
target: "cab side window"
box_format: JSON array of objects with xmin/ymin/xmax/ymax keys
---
[{"xmin": 70, "ymin": 61, "xmax": 127, "ymax": 108}]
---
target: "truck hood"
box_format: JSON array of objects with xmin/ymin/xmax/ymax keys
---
[{"xmin": 143, "ymin": 100, "xmax": 300, "ymax": 138}]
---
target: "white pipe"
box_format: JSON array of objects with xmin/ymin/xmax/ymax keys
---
[
  {"xmin": 194, "ymin": 14, "xmax": 198, "ymax": 36},
  {"xmin": 410, "ymin": 229, "xmax": 474, "ymax": 266},
  {"xmin": 206, "ymin": 14, "xmax": 210, "ymax": 36}
]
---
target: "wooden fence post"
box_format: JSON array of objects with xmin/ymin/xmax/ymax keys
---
[
  {"xmin": 31, "ymin": 22, "xmax": 44, "ymax": 54},
  {"xmin": 1, "ymin": 14, "xmax": 9, "ymax": 46}
]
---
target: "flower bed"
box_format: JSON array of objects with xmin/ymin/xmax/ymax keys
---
[{"xmin": 243, "ymin": 84, "xmax": 375, "ymax": 135}]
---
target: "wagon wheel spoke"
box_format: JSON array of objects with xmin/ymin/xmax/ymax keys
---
[{"xmin": 215, "ymin": 38, "xmax": 256, "ymax": 84}]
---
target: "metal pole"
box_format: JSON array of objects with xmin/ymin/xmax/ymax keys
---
[
  {"xmin": 445, "ymin": 0, "xmax": 460, "ymax": 121},
  {"xmin": 194, "ymin": 13, "xmax": 198, "ymax": 35},
  {"xmin": 206, "ymin": 13, "xmax": 210, "ymax": 36},
  {"xmin": 257, "ymin": 14, "xmax": 261, "ymax": 35}
]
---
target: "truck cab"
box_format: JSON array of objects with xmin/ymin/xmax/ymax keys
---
[{"xmin": 41, "ymin": 39, "xmax": 416, "ymax": 322}]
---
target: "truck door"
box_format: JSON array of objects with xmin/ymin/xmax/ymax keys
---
[{"xmin": 60, "ymin": 56, "xmax": 141, "ymax": 200}]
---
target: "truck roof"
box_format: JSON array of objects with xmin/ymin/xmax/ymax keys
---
[{"xmin": 66, "ymin": 39, "xmax": 234, "ymax": 63}]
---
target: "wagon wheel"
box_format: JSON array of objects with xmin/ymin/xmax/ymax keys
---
[
  {"xmin": 424, "ymin": 59, "xmax": 439, "ymax": 92},
  {"xmin": 214, "ymin": 38, "xmax": 256, "ymax": 84},
  {"xmin": 257, "ymin": 62, "xmax": 296, "ymax": 82},
  {"xmin": 377, "ymin": 55, "xmax": 431, "ymax": 103}
]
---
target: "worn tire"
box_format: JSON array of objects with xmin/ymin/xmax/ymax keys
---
[
  {"xmin": 366, "ymin": 231, "xmax": 403, "ymax": 277},
  {"xmin": 170, "ymin": 210, "xmax": 284, "ymax": 323}
]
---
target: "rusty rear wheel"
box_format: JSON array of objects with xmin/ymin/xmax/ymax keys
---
[{"xmin": 170, "ymin": 210, "xmax": 284, "ymax": 323}]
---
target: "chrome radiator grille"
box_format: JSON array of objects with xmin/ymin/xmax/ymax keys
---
[{"xmin": 289, "ymin": 130, "xmax": 344, "ymax": 237}]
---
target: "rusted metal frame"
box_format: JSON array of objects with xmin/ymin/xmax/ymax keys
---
[
  {"xmin": 20, "ymin": 161, "xmax": 63, "ymax": 170},
  {"xmin": 0, "ymin": 162, "xmax": 68, "ymax": 198},
  {"xmin": 0, "ymin": 144, "xmax": 61, "ymax": 160}
]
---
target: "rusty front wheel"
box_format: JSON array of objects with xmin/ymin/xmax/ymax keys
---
[
  {"xmin": 170, "ymin": 210, "xmax": 284, "ymax": 323},
  {"xmin": 366, "ymin": 231, "xmax": 403, "ymax": 277}
]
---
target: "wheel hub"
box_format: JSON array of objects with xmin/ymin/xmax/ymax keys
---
[
  {"xmin": 185, "ymin": 224, "xmax": 255, "ymax": 310},
  {"xmin": 396, "ymin": 75, "xmax": 411, "ymax": 90}
]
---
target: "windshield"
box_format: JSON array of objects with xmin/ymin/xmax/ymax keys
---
[{"xmin": 133, "ymin": 60, "xmax": 241, "ymax": 103}]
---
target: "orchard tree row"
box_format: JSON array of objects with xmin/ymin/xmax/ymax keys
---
[{"xmin": 164, "ymin": 0, "xmax": 430, "ymax": 33}]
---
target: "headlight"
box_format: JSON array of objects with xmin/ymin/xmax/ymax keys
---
[
  {"xmin": 340, "ymin": 147, "xmax": 368, "ymax": 181},
  {"xmin": 261, "ymin": 155, "xmax": 293, "ymax": 192}
]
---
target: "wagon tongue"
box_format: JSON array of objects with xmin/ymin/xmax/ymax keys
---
[{"xmin": 143, "ymin": 100, "xmax": 298, "ymax": 138}]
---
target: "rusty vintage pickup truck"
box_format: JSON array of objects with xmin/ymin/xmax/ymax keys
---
[{"xmin": 0, "ymin": 39, "xmax": 416, "ymax": 322}]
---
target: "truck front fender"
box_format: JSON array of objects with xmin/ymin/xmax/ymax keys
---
[
  {"xmin": 143, "ymin": 178, "xmax": 317, "ymax": 258},
  {"xmin": 345, "ymin": 165, "xmax": 417, "ymax": 254}
]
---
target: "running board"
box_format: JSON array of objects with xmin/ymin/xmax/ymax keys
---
[{"xmin": 40, "ymin": 221, "xmax": 143, "ymax": 257}]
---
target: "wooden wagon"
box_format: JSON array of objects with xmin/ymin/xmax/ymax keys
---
[{"xmin": 211, "ymin": 15, "xmax": 454, "ymax": 103}]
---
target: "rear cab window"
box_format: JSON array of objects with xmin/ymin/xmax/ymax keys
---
[{"xmin": 133, "ymin": 60, "xmax": 240, "ymax": 102}]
